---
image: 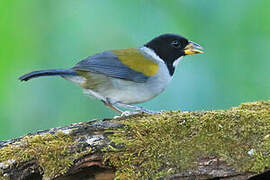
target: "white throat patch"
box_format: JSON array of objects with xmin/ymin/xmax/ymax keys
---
[{"xmin": 173, "ymin": 57, "xmax": 183, "ymax": 67}]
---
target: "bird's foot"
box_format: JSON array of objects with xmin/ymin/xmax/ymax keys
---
[
  {"xmin": 121, "ymin": 111, "xmax": 140, "ymax": 116},
  {"xmin": 113, "ymin": 102, "xmax": 163, "ymax": 115},
  {"xmin": 113, "ymin": 111, "xmax": 139, "ymax": 119}
]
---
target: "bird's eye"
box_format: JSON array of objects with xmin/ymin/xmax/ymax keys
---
[{"xmin": 171, "ymin": 40, "xmax": 181, "ymax": 48}]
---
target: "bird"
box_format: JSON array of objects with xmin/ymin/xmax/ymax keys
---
[{"xmin": 19, "ymin": 33, "xmax": 203, "ymax": 114}]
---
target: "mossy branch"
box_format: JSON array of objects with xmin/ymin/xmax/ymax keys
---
[{"xmin": 0, "ymin": 100, "xmax": 270, "ymax": 180}]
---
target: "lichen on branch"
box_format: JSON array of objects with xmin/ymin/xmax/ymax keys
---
[
  {"xmin": 105, "ymin": 101, "xmax": 270, "ymax": 179},
  {"xmin": 0, "ymin": 100, "xmax": 269, "ymax": 180},
  {"xmin": 0, "ymin": 132, "xmax": 86, "ymax": 179}
]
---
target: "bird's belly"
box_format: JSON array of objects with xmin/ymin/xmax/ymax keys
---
[
  {"xmin": 102, "ymin": 74, "xmax": 171, "ymax": 104},
  {"xmin": 103, "ymin": 80, "xmax": 158, "ymax": 104}
]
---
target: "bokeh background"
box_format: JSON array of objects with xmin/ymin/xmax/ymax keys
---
[{"xmin": 1, "ymin": 0, "xmax": 270, "ymax": 140}]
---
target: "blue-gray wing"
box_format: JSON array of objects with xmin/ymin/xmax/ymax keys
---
[{"xmin": 72, "ymin": 51, "xmax": 149, "ymax": 83}]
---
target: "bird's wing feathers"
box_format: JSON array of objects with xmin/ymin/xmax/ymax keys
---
[{"xmin": 72, "ymin": 48, "xmax": 159, "ymax": 83}]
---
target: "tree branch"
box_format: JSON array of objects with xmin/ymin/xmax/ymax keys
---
[{"xmin": 0, "ymin": 100, "xmax": 270, "ymax": 180}]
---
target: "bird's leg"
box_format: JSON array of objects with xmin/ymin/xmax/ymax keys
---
[
  {"xmin": 103, "ymin": 98, "xmax": 161, "ymax": 116},
  {"xmin": 112, "ymin": 102, "xmax": 157, "ymax": 114},
  {"xmin": 102, "ymin": 99, "xmax": 123, "ymax": 114},
  {"xmin": 102, "ymin": 98, "xmax": 138, "ymax": 117}
]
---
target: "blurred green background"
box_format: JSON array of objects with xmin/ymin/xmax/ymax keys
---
[{"xmin": 0, "ymin": 0, "xmax": 269, "ymax": 140}]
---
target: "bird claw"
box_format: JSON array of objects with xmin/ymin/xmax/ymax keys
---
[
  {"xmin": 142, "ymin": 110, "xmax": 164, "ymax": 114},
  {"xmin": 113, "ymin": 111, "xmax": 139, "ymax": 119},
  {"xmin": 126, "ymin": 109, "xmax": 164, "ymax": 115},
  {"xmin": 121, "ymin": 111, "xmax": 140, "ymax": 116}
]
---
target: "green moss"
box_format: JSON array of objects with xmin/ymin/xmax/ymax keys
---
[
  {"xmin": 0, "ymin": 170, "xmax": 7, "ymax": 180},
  {"xmin": 0, "ymin": 176, "xmax": 7, "ymax": 180},
  {"xmin": 0, "ymin": 132, "xmax": 87, "ymax": 179},
  {"xmin": 0, "ymin": 101, "xmax": 269, "ymax": 179},
  {"xmin": 105, "ymin": 100, "xmax": 270, "ymax": 179}
]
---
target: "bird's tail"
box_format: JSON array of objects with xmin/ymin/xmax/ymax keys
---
[{"xmin": 19, "ymin": 69, "xmax": 78, "ymax": 81}]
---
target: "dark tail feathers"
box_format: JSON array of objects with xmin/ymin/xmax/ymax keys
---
[{"xmin": 19, "ymin": 69, "xmax": 78, "ymax": 81}]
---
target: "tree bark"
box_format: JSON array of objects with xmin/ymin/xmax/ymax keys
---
[{"xmin": 0, "ymin": 100, "xmax": 270, "ymax": 180}]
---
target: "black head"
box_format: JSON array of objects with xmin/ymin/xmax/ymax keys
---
[{"xmin": 144, "ymin": 33, "xmax": 203, "ymax": 75}]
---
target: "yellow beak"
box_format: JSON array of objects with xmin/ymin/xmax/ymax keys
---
[{"xmin": 184, "ymin": 41, "xmax": 204, "ymax": 55}]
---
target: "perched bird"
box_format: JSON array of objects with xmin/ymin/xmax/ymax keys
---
[{"xmin": 19, "ymin": 33, "xmax": 203, "ymax": 114}]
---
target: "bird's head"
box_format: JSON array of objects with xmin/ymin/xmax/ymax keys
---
[{"xmin": 144, "ymin": 33, "xmax": 203, "ymax": 75}]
